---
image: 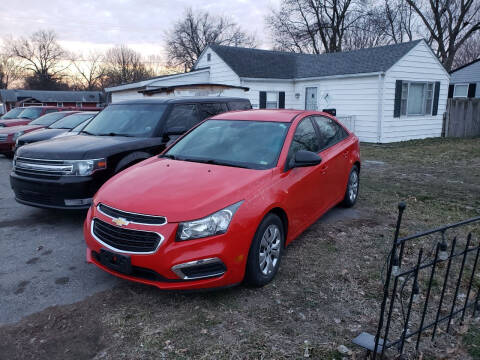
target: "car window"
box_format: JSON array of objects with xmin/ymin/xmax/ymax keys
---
[
  {"xmin": 30, "ymin": 112, "xmax": 68, "ymax": 126},
  {"xmin": 49, "ymin": 113, "xmax": 96, "ymax": 129},
  {"xmin": 227, "ymin": 101, "xmax": 251, "ymax": 111},
  {"xmin": 287, "ymin": 117, "xmax": 319, "ymax": 158},
  {"xmin": 45, "ymin": 109, "xmax": 59, "ymax": 114},
  {"xmin": 165, "ymin": 104, "xmax": 200, "ymax": 131},
  {"xmin": 199, "ymin": 103, "xmax": 228, "ymax": 119},
  {"xmin": 313, "ymin": 116, "xmax": 348, "ymax": 150}
]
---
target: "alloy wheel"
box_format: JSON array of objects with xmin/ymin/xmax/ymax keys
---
[{"xmin": 259, "ymin": 224, "xmax": 281, "ymax": 275}]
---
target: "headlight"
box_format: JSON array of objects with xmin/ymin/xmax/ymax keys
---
[
  {"xmin": 177, "ymin": 201, "xmax": 243, "ymax": 241},
  {"xmin": 69, "ymin": 159, "xmax": 107, "ymax": 176},
  {"xmin": 12, "ymin": 131, "xmax": 24, "ymax": 141}
]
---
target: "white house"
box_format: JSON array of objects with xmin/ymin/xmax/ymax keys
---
[
  {"xmin": 105, "ymin": 40, "xmax": 449, "ymax": 143},
  {"xmin": 449, "ymin": 58, "xmax": 480, "ymax": 99}
]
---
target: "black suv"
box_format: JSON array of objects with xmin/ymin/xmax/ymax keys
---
[{"xmin": 11, "ymin": 97, "xmax": 251, "ymax": 209}]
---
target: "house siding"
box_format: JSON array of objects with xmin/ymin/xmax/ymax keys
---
[
  {"xmin": 382, "ymin": 42, "xmax": 450, "ymax": 143},
  {"xmin": 195, "ymin": 50, "xmax": 241, "ymax": 86},
  {"xmin": 451, "ymin": 60, "xmax": 480, "ymax": 84}
]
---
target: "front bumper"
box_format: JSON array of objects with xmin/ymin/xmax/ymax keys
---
[
  {"xmin": 84, "ymin": 205, "xmax": 252, "ymax": 290},
  {"xmin": 0, "ymin": 140, "xmax": 14, "ymax": 154},
  {"xmin": 10, "ymin": 171, "xmax": 105, "ymax": 209}
]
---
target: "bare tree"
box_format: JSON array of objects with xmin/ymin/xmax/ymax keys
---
[
  {"xmin": 165, "ymin": 8, "xmax": 256, "ymax": 70},
  {"xmin": 452, "ymin": 32, "xmax": 480, "ymax": 69},
  {"xmin": 0, "ymin": 54, "xmax": 24, "ymax": 89},
  {"xmin": 266, "ymin": 0, "xmax": 365, "ymax": 54},
  {"xmin": 343, "ymin": 7, "xmax": 391, "ymax": 51},
  {"xmin": 405, "ymin": 0, "xmax": 480, "ymax": 71},
  {"xmin": 71, "ymin": 52, "xmax": 106, "ymax": 90},
  {"xmin": 102, "ymin": 45, "xmax": 154, "ymax": 87},
  {"xmin": 383, "ymin": 0, "xmax": 415, "ymax": 44},
  {"xmin": 8, "ymin": 30, "xmax": 69, "ymax": 89}
]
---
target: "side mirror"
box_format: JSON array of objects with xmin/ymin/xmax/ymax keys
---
[
  {"xmin": 293, "ymin": 150, "xmax": 322, "ymax": 168},
  {"xmin": 164, "ymin": 126, "xmax": 187, "ymax": 136}
]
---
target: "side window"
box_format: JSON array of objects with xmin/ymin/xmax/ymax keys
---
[
  {"xmin": 198, "ymin": 103, "xmax": 228, "ymax": 120},
  {"xmin": 165, "ymin": 104, "xmax": 200, "ymax": 131},
  {"xmin": 227, "ymin": 101, "xmax": 251, "ymax": 111},
  {"xmin": 287, "ymin": 118, "xmax": 319, "ymax": 165},
  {"xmin": 313, "ymin": 116, "xmax": 348, "ymax": 150}
]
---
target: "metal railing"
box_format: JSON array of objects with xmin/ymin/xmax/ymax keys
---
[
  {"xmin": 353, "ymin": 203, "xmax": 480, "ymax": 358},
  {"xmin": 337, "ymin": 115, "xmax": 356, "ymax": 133}
]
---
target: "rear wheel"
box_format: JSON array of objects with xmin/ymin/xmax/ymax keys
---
[
  {"xmin": 341, "ymin": 165, "xmax": 359, "ymax": 207},
  {"xmin": 245, "ymin": 214, "xmax": 284, "ymax": 287}
]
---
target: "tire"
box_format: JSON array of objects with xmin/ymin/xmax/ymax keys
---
[
  {"xmin": 245, "ymin": 213, "xmax": 284, "ymax": 287},
  {"xmin": 341, "ymin": 165, "xmax": 359, "ymax": 208}
]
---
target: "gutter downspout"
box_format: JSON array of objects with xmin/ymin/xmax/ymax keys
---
[{"xmin": 377, "ymin": 73, "xmax": 385, "ymax": 143}]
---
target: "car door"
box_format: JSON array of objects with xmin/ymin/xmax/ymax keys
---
[
  {"xmin": 280, "ymin": 117, "xmax": 328, "ymax": 231},
  {"xmin": 312, "ymin": 116, "xmax": 351, "ymax": 207}
]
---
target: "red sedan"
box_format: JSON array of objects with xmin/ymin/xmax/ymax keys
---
[{"xmin": 84, "ymin": 110, "xmax": 360, "ymax": 290}]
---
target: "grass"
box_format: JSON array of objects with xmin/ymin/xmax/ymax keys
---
[{"xmin": 1, "ymin": 137, "xmax": 479, "ymax": 360}]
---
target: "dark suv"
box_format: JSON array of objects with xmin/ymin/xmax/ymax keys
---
[{"xmin": 11, "ymin": 97, "xmax": 251, "ymax": 209}]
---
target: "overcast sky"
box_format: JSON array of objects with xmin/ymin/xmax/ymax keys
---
[{"xmin": 0, "ymin": 0, "xmax": 280, "ymax": 59}]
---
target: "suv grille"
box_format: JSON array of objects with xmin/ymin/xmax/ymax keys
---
[
  {"xmin": 14, "ymin": 157, "xmax": 73, "ymax": 176},
  {"xmin": 0, "ymin": 134, "xmax": 8, "ymax": 142},
  {"xmin": 92, "ymin": 218, "xmax": 163, "ymax": 253},
  {"xmin": 98, "ymin": 203, "xmax": 167, "ymax": 225}
]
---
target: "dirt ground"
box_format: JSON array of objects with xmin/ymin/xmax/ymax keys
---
[{"xmin": 0, "ymin": 137, "xmax": 479, "ymax": 360}]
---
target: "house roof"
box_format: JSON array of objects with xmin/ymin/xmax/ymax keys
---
[
  {"xmin": 0, "ymin": 89, "xmax": 104, "ymax": 103},
  {"xmin": 207, "ymin": 40, "xmax": 423, "ymax": 79},
  {"xmin": 450, "ymin": 58, "xmax": 480, "ymax": 84}
]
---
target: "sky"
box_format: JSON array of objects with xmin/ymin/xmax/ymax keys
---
[{"xmin": 0, "ymin": 0, "xmax": 280, "ymax": 61}]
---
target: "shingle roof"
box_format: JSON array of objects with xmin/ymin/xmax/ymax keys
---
[
  {"xmin": 0, "ymin": 89, "xmax": 104, "ymax": 103},
  {"xmin": 208, "ymin": 40, "xmax": 423, "ymax": 79}
]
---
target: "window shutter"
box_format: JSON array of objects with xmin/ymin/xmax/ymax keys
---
[
  {"xmin": 394, "ymin": 80, "xmax": 402, "ymax": 118},
  {"xmin": 448, "ymin": 84, "xmax": 454, "ymax": 98},
  {"xmin": 468, "ymin": 83, "xmax": 477, "ymax": 98},
  {"xmin": 279, "ymin": 92, "xmax": 285, "ymax": 109},
  {"xmin": 259, "ymin": 91, "xmax": 266, "ymax": 109},
  {"xmin": 432, "ymin": 82, "xmax": 441, "ymax": 116}
]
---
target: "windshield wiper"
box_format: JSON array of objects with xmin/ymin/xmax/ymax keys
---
[
  {"xmin": 180, "ymin": 157, "xmax": 251, "ymax": 169},
  {"xmin": 161, "ymin": 154, "xmax": 176, "ymax": 160},
  {"xmin": 97, "ymin": 132, "xmax": 135, "ymax": 137},
  {"xmin": 80, "ymin": 130, "xmax": 95, "ymax": 136}
]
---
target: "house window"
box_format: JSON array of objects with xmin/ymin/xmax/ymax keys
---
[
  {"xmin": 207, "ymin": 53, "xmax": 211, "ymax": 61},
  {"xmin": 453, "ymin": 84, "xmax": 469, "ymax": 98},
  {"xmin": 266, "ymin": 92, "xmax": 278, "ymax": 109},
  {"xmin": 76, "ymin": 102, "xmax": 82, "ymax": 108},
  {"xmin": 400, "ymin": 82, "xmax": 434, "ymax": 116},
  {"xmin": 57, "ymin": 102, "xmax": 63, "ymax": 107},
  {"xmin": 476, "ymin": 83, "xmax": 480, "ymax": 98}
]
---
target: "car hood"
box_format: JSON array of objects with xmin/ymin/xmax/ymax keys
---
[
  {"xmin": 95, "ymin": 157, "xmax": 272, "ymax": 222},
  {"xmin": 0, "ymin": 124, "xmax": 44, "ymax": 134},
  {"xmin": 18, "ymin": 129, "xmax": 67, "ymax": 144},
  {"xmin": 16, "ymin": 135, "xmax": 162, "ymax": 160}
]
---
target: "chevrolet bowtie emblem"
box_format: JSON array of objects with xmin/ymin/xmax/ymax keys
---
[{"xmin": 112, "ymin": 217, "xmax": 129, "ymax": 227}]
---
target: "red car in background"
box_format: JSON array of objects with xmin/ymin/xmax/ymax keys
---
[
  {"xmin": 0, "ymin": 106, "xmax": 103, "ymax": 128},
  {"xmin": 0, "ymin": 111, "xmax": 79, "ymax": 157},
  {"xmin": 84, "ymin": 109, "xmax": 360, "ymax": 290}
]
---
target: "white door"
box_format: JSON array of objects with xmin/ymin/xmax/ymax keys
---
[{"xmin": 305, "ymin": 87, "xmax": 318, "ymax": 110}]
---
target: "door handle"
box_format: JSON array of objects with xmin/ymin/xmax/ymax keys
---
[
  {"xmin": 320, "ymin": 165, "xmax": 328, "ymax": 174},
  {"xmin": 343, "ymin": 150, "xmax": 349, "ymax": 158}
]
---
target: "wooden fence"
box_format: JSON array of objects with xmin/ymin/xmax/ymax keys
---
[{"xmin": 444, "ymin": 98, "xmax": 480, "ymax": 137}]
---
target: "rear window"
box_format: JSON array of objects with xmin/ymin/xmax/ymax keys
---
[{"xmin": 227, "ymin": 101, "xmax": 251, "ymax": 111}]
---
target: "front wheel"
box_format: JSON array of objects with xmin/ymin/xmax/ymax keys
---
[
  {"xmin": 341, "ymin": 165, "xmax": 359, "ymax": 207},
  {"xmin": 244, "ymin": 214, "xmax": 284, "ymax": 287}
]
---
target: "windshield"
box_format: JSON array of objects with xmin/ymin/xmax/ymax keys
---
[
  {"xmin": 71, "ymin": 119, "xmax": 90, "ymax": 132},
  {"xmin": 1, "ymin": 108, "xmax": 24, "ymax": 119},
  {"xmin": 18, "ymin": 107, "xmax": 45, "ymax": 119},
  {"xmin": 49, "ymin": 113, "xmax": 96, "ymax": 129},
  {"xmin": 82, "ymin": 104, "xmax": 167, "ymax": 137},
  {"xmin": 30, "ymin": 112, "xmax": 68, "ymax": 126},
  {"xmin": 166, "ymin": 120, "xmax": 290, "ymax": 169}
]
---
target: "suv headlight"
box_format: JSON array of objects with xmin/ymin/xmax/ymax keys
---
[
  {"xmin": 69, "ymin": 159, "xmax": 107, "ymax": 176},
  {"xmin": 177, "ymin": 201, "xmax": 243, "ymax": 241},
  {"xmin": 12, "ymin": 131, "xmax": 24, "ymax": 141}
]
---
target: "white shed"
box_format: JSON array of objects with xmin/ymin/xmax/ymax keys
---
[{"xmin": 105, "ymin": 40, "xmax": 449, "ymax": 143}]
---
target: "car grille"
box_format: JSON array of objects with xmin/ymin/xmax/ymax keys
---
[
  {"xmin": 92, "ymin": 218, "xmax": 163, "ymax": 253},
  {"xmin": 98, "ymin": 203, "xmax": 167, "ymax": 225},
  {"xmin": 0, "ymin": 134, "xmax": 8, "ymax": 142},
  {"xmin": 16, "ymin": 190, "xmax": 58, "ymax": 206},
  {"xmin": 14, "ymin": 157, "xmax": 73, "ymax": 177}
]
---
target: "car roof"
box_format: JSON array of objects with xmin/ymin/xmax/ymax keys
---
[
  {"xmin": 210, "ymin": 109, "xmax": 307, "ymax": 123},
  {"xmin": 114, "ymin": 97, "xmax": 250, "ymax": 105}
]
